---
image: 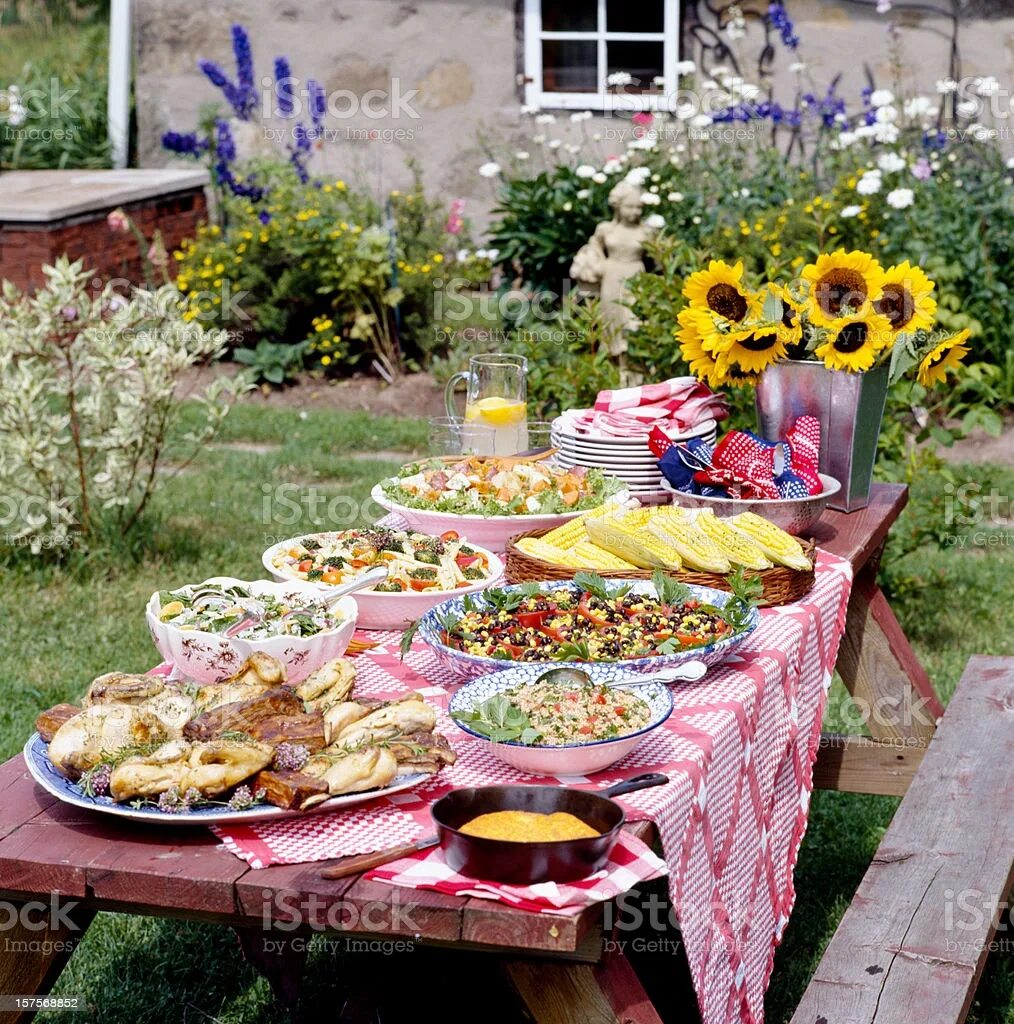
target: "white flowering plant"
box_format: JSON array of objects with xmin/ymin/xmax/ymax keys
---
[{"xmin": 0, "ymin": 258, "xmax": 251, "ymax": 553}]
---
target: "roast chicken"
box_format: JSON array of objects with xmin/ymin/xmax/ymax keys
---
[{"xmin": 35, "ymin": 653, "xmax": 455, "ymax": 811}]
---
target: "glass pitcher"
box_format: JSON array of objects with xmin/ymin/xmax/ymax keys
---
[{"xmin": 444, "ymin": 353, "xmax": 529, "ymax": 456}]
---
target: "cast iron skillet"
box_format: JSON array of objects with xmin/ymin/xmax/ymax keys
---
[{"xmin": 431, "ymin": 772, "xmax": 668, "ymax": 884}]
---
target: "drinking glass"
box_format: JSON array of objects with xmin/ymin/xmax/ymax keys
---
[{"xmin": 427, "ymin": 416, "xmax": 495, "ymax": 457}]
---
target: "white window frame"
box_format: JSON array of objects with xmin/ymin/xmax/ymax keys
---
[{"xmin": 522, "ymin": 0, "xmax": 680, "ymax": 111}]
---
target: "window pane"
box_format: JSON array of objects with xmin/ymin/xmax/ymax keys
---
[
  {"xmin": 607, "ymin": 41, "xmax": 663, "ymax": 91},
  {"xmin": 606, "ymin": 0, "xmax": 663, "ymax": 33},
  {"xmin": 542, "ymin": 39, "xmax": 598, "ymax": 92},
  {"xmin": 541, "ymin": 0, "xmax": 597, "ymax": 32}
]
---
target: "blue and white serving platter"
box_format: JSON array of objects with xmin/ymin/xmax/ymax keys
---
[
  {"xmin": 416, "ymin": 580, "xmax": 759, "ymax": 683},
  {"xmin": 23, "ymin": 733, "xmax": 428, "ymax": 826}
]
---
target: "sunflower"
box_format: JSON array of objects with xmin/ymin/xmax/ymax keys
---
[
  {"xmin": 713, "ymin": 324, "xmax": 788, "ymax": 374},
  {"xmin": 683, "ymin": 260, "xmax": 760, "ymax": 327},
  {"xmin": 917, "ymin": 328, "xmax": 971, "ymax": 387},
  {"xmin": 801, "ymin": 250, "xmax": 886, "ymax": 327},
  {"xmin": 873, "ymin": 261, "xmax": 937, "ymax": 334},
  {"xmin": 814, "ymin": 310, "xmax": 894, "ymax": 372},
  {"xmin": 675, "ymin": 313, "xmax": 728, "ymax": 388},
  {"xmin": 767, "ymin": 283, "xmax": 804, "ymax": 346}
]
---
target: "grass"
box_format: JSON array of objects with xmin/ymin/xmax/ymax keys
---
[{"xmin": 1, "ymin": 406, "xmax": 1010, "ymax": 1023}]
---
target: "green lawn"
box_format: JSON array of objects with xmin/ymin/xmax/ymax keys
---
[{"xmin": 2, "ymin": 405, "xmax": 1011, "ymax": 1023}]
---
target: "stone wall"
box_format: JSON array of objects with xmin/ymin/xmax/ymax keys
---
[{"xmin": 133, "ymin": 0, "xmax": 1014, "ymax": 227}]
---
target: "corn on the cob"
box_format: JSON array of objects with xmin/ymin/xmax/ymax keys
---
[
  {"xmin": 572, "ymin": 541, "xmax": 638, "ymax": 571},
  {"xmin": 515, "ymin": 537, "xmax": 574, "ymax": 567},
  {"xmin": 615, "ymin": 506, "xmax": 656, "ymax": 530},
  {"xmin": 692, "ymin": 509, "xmax": 772, "ymax": 570},
  {"xmin": 727, "ymin": 512, "xmax": 812, "ymax": 571},
  {"xmin": 649, "ymin": 513, "xmax": 731, "ymax": 573},
  {"xmin": 540, "ymin": 518, "xmax": 590, "ymax": 550},
  {"xmin": 585, "ymin": 516, "xmax": 682, "ymax": 570}
]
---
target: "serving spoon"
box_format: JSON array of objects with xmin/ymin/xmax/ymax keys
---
[{"xmin": 536, "ymin": 660, "xmax": 708, "ymax": 689}]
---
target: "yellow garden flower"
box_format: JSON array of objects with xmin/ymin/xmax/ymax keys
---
[
  {"xmin": 675, "ymin": 311, "xmax": 728, "ymax": 387},
  {"xmin": 917, "ymin": 329, "xmax": 971, "ymax": 387},
  {"xmin": 814, "ymin": 309, "xmax": 894, "ymax": 372},
  {"xmin": 714, "ymin": 325, "xmax": 788, "ymax": 374},
  {"xmin": 873, "ymin": 261, "xmax": 937, "ymax": 335},
  {"xmin": 767, "ymin": 283, "xmax": 803, "ymax": 346},
  {"xmin": 801, "ymin": 249, "xmax": 885, "ymax": 327},
  {"xmin": 683, "ymin": 260, "xmax": 758, "ymax": 323}
]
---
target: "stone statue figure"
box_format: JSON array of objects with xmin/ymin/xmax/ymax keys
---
[{"xmin": 570, "ymin": 180, "xmax": 657, "ymax": 361}]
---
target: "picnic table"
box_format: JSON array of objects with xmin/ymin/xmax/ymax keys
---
[{"xmin": 0, "ymin": 483, "xmax": 944, "ymax": 1024}]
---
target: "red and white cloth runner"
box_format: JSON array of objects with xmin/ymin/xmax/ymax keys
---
[
  {"xmin": 365, "ymin": 830, "xmax": 667, "ymax": 915},
  {"xmin": 213, "ymin": 549, "xmax": 853, "ymax": 1024},
  {"xmin": 566, "ymin": 378, "xmax": 729, "ymax": 437}
]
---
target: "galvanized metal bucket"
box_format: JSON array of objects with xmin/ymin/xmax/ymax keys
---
[{"xmin": 755, "ymin": 360, "xmax": 889, "ymax": 512}]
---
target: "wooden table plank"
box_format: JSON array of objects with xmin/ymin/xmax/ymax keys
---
[
  {"xmin": 812, "ymin": 733, "xmax": 925, "ymax": 797},
  {"xmin": 0, "ymin": 758, "xmax": 57, "ymax": 844},
  {"xmin": 808, "ymin": 483, "xmax": 907, "ymax": 572},
  {"xmin": 791, "ymin": 655, "xmax": 1014, "ymax": 1024}
]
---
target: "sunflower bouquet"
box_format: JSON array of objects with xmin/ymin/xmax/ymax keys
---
[{"xmin": 675, "ymin": 251, "xmax": 971, "ymax": 389}]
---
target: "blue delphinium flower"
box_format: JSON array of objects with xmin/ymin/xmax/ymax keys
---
[
  {"xmin": 214, "ymin": 118, "xmax": 237, "ymax": 162},
  {"xmin": 275, "ymin": 56, "xmax": 295, "ymax": 117},
  {"xmin": 768, "ymin": 2, "xmax": 799, "ymax": 49},
  {"xmin": 161, "ymin": 130, "xmax": 208, "ymax": 157},
  {"xmin": 232, "ymin": 24, "xmax": 255, "ymax": 103},
  {"xmin": 259, "ymin": 209, "xmax": 272, "ymax": 225},
  {"xmin": 307, "ymin": 78, "xmax": 326, "ymax": 128},
  {"xmin": 198, "ymin": 58, "xmax": 247, "ymax": 121}
]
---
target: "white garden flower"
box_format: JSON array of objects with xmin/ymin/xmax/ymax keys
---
[
  {"xmin": 833, "ymin": 131, "xmax": 858, "ymax": 149},
  {"xmin": 602, "ymin": 157, "xmax": 623, "ymax": 174},
  {"xmin": 576, "ymin": 188, "xmax": 590, "ymax": 199},
  {"xmin": 739, "ymin": 83, "xmax": 762, "ymax": 101},
  {"xmin": 0, "ymin": 86, "xmax": 25, "ymax": 126},
  {"xmin": 627, "ymin": 136, "xmax": 656, "ymax": 151},
  {"xmin": 877, "ymin": 152, "xmax": 906, "ymax": 173},
  {"xmin": 936, "ymin": 78, "xmax": 958, "ymax": 94},
  {"xmin": 624, "ymin": 166, "xmax": 651, "ymax": 186},
  {"xmin": 570, "ymin": 110, "xmax": 593, "ymax": 122},
  {"xmin": 520, "ymin": 104, "xmax": 540, "ymax": 114},
  {"xmin": 788, "ymin": 62, "xmax": 808, "ymax": 75},
  {"xmin": 532, "ymin": 134, "xmax": 545, "ymax": 144},
  {"xmin": 976, "ymin": 76, "xmax": 1000, "ymax": 97},
  {"xmin": 575, "ymin": 164, "xmax": 596, "ymax": 178},
  {"xmin": 562, "ymin": 201, "xmax": 572, "ymax": 211},
  {"xmin": 856, "ymin": 171, "xmax": 883, "ymax": 195},
  {"xmin": 690, "ymin": 113, "xmax": 713, "ymax": 129},
  {"xmin": 564, "ymin": 143, "xmax": 580, "ymax": 154},
  {"xmin": 872, "ymin": 121, "xmax": 900, "ymax": 144},
  {"xmin": 668, "ymin": 191, "xmax": 684, "ymax": 202},
  {"xmin": 547, "ymin": 138, "xmax": 561, "ymax": 149},
  {"xmin": 478, "ymin": 161, "xmax": 501, "ymax": 178},
  {"xmin": 674, "ymin": 60, "xmax": 696, "ymax": 75},
  {"xmin": 701, "ymin": 79, "xmax": 719, "ymax": 91},
  {"xmin": 674, "ymin": 102, "xmax": 695, "ymax": 121},
  {"xmin": 515, "ymin": 151, "xmax": 530, "ymax": 160},
  {"xmin": 956, "ymin": 99, "xmax": 979, "ymax": 118},
  {"xmin": 904, "ymin": 96, "xmax": 937, "ymax": 120},
  {"xmin": 645, "ymin": 214, "xmax": 665, "ymax": 229},
  {"xmin": 652, "ymin": 76, "xmax": 666, "ymax": 87},
  {"xmin": 968, "ymin": 123, "xmax": 996, "ymax": 141},
  {"xmin": 456, "ymin": 248, "xmax": 471, "ymax": 263},
  {"xmin": 840, "ymin": 205, "xmax": 863, "ymax": 218},
  {"xmin": 886, "ymin": 188, "xmax": 914, "ymax": 209},
  {"xmin": 875, "ymin": 105, "xmax": 898, "ymax": 123},
  {"xmin": 607, "ymin": 71, "xmax": 633, "ymax": 87},
  {"xmin": 870, "ymin": 89, "xmax": 895, "ymax": 107},
  {"xmin": 1006, "ymin": 156, "xmax": 1014, "ymax": 169},
  {"xmin": 535, "ymin": 113, "xmax": 556, "ymax": 124},
  {"xmin": 592, "ymin": 172, "xmax": 607, "ymax": 184},
  {"xmin": 640, "ymin": 192, "xmax": 661, "ymax": 205}
]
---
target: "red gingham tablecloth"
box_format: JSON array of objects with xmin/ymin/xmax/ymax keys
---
[{"xmin": 214, "ymin": 549, "xmax": 852, "ymax": 1024}]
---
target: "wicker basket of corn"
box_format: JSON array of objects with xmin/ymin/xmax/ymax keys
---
[{"xmin": 505, "ymin": 505, "xmax": 816, "ymax": 606}]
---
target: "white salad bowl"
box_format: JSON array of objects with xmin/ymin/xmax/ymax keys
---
[
  {"xmin": 448, "ymin": 666, "xmax": 674, "ymax": 776},
  {"xmin": 145, "ymin": 576, "xmax": 358, "ymax": 684},
  {"xmin": 371, "ymin": 484, "xmax": 612, "ymax": 553},
  {"xmin": 260, "ymin": 534, "xmax": 505, "ymax": 631}
]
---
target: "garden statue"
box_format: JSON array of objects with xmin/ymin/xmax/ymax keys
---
[{"xmin": 570, "ymin": 180, "xmax": 657, "ymax": 369}]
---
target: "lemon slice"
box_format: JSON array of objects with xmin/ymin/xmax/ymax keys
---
[{"xmin": 465, "ymin": 397, "xmax": 527, "ymax": 427}]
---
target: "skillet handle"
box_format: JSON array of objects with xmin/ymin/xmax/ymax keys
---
[{"xmin": 602, "ymin": 773, "xmax": 669, "ymax": 799}]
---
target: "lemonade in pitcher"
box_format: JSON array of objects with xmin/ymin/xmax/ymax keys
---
[{"xmin": 446, "ymin": 354, "xmax": 529, "ymax": 456}]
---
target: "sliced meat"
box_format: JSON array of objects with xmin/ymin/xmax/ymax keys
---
[
  {"xmin": 246, "ymin": 712, "xmax": 327, "ymax": 752},
  {"xmin": 251, "ymin": 769, "xmax": 330, "ymax": 810},
  {"xmin": 386, "ymin": 731, "xmax": 458, "ymax": 774},
  {"xmin": 183, "ymin": 688, "xmax": 303, "ymax": 742},
  {"xmin": 35, "ymin": 704, "xmax": 81, "ymax": 743},
  {"xmin": 83, "ymin": 672, "xmax": 165, "ymax": 707}
]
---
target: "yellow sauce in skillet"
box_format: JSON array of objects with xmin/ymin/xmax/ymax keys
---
[{"xmin": 459, "ymin": 810, "xmax": 600, "ymax": 842}]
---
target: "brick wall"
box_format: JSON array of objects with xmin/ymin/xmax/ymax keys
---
[{"xmin": 0, "ymin": 188, "xmax": 207, "ymax": 293}]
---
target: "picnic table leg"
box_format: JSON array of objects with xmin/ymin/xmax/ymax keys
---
[
  {"xmin": 233, "ymin": 926, "xmax": 308, "ymax": 1011},
  {"xmin": 0, "ymin": 901, "xmax": 94, "ymax": 1024},
  {"xmin": 816, "ymin": 550, "xmax": 946, "ymax": 797},
  {"xmin": 502, "ymin": 950, "xmax": 665, "ymax": 1024}
]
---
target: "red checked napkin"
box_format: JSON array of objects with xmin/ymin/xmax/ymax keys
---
[
  {"xmin": 567, "ymin": 378, "xmax": 728, "ymax": 438},
  {"xmin": 365, "ymin": 831, "xmax": 667, "ymax": 915}
]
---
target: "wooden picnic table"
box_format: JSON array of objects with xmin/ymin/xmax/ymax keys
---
[{"xmin": 0, "ymin": 482, "xmax": 942, "ymax": 1023}]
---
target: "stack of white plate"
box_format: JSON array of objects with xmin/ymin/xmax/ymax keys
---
[{"xmin": 551, "ymin": 411, "xmax": 718, "ymax": 501}]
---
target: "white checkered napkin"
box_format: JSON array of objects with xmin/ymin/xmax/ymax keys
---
[{"xmin": 366, "ymin": 830, "xmax": 667, "ymax": 915}]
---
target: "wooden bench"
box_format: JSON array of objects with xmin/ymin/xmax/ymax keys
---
[{"xmin": 791, "ymin": 655, "xmax": 1014, "ymax": 1024}]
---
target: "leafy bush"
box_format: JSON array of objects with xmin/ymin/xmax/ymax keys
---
[{"xmin": 0, "ymin": 258, "xmax": 249, "ymax": 552}]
